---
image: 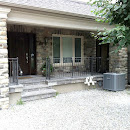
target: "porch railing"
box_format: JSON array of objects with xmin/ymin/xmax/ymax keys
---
[
  {"xmin": 9, "ymin": 58, "xmax": 19, "ymax": 85},
  {"xmin": 43, "ymin": 57, "xmax": 109, "ymax": 80}
]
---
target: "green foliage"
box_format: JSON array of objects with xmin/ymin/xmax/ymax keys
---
[
  {"xmin": 40, "ymin": 60, "xmax": 53, "ymax": 76},
  {"xmin": 17, "ymin": 99, "xmax": 24, "ymax": 105},
  {"xmin": 89, "ymin": 0, "xmax": 130, "ymax": 51},
  {"xmin": 56, "ymin": 92, "xmax": 59, "ymax": 96},
  {"xmin": 89, "ymin": 0, "xmax": 130, "ymax": 26}
]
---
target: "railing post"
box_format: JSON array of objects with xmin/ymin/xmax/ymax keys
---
[
  {"xmin": 12, "ymin": 59, "xmax": 15, "ymax": 83},
  {"xmin": 16, "ymin": 57, "xmax": 19, "ymax": 84},
  {"xmin": 46, "ymin": 58, "xmax": 48, "ymax": 80},
  {"xmin": 46, "ymin": 58, "xmax": 51, "ymax": 80},
  {"xmin": 91, "ymin": 57, "xmax": 93, "ymax": 75},
  {"xmin": 48, "ymin": 58, "xmax": 50, "ymax": 80},
  {"xmin": 71, "ymin": 57, "xmax": 73, "ymax": 78}
]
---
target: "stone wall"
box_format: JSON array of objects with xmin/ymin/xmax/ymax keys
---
[
  {"xmin": 7, "ymin": 25, "xmax": 96, "ymax": 74},
  {"xmin": 109, "ymin": 45, "xmax": 128, "ymax": 73},
  {"xmin": 109, "ymin": 45, "xmax": 128, "ymax": 83},
  {"xmin": 0, "ymin": 7, "xmax": 10, "ymax": 110}
]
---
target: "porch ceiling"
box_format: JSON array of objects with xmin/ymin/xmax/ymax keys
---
[{"xmin": 6, "ymin": 7, "xmax": 114, "ymax": 31}]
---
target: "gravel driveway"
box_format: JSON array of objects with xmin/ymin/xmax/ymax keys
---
[{"xmin": 0, "ymin": 89, "xmax": 130, "ymax": 130}]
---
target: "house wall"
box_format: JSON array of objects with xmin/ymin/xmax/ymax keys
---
[
  {"xmin": 7, "ymin": 24, "xmax": 96, "ymax": 74},
  {"xmin": 109, "ymin": 45, "xmax": 128, "ymax": 82},
  {"xmin": 109, "ymin": 45, "xmax": 127, "ymax": 73}
]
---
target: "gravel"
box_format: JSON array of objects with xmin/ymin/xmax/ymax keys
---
[{"xmin": 0, "ymin": 89, "xmax": 130, "ymax": 130}]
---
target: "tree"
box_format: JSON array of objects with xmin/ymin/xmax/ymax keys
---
[{"xmin": 89, "ymin": 0, "xmax": 130, "ymax": 51}]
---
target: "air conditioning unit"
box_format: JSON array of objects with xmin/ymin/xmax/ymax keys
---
[{"xmin": 103, "ymin": 73, "xmax": 126, "ymax": 91}]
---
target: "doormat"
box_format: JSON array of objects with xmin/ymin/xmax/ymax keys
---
[{"xmin": 18, "ymin": 77, "xmax": 33, "ymax": 79}]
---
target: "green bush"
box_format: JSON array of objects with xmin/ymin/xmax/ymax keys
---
[{"xmin": 40, "ymin": 62, "xmax": 53, "ymax": 76}]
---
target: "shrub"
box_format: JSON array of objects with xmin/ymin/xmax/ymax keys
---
[{"xmin": 40, "ymin": 62, "xmax": 53, "ymax": 76}]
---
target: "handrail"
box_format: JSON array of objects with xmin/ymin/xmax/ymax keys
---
[
  {"xmin": 43, "ymin": 57, "xmax": 109, "ymax": 80},
  {"xmin": 8, "ymin": 58, "xmax": 19, "ymax": 85}
]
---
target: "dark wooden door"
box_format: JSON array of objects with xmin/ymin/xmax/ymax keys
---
[
  {"xmin": 96, "ymin": 40, "xmax": 109, "ymax": 73},
  {"xmin": 8, "ymin": 32, "xmax": 36, "ymax": 75},
  {"xmin": 29, "ymin": 33, "xmax": 36, "ymax": 75}
]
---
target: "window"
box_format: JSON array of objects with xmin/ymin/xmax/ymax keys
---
[
  {"xmin": 62, "ymin": 37, "xmax": 73, "ymax": 63},
  {"xmin": 53, "ymin": 37, "xmax": 60, "ymax": 63},
  {"xmin": 53, "ymin": 35, "xmax": 83, "ymax": 63}
]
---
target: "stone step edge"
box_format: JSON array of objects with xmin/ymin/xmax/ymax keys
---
[
  {"xmin": 22, "ymin": 89, "xmax": 57, "ymax": 98},
  {"xmin": 22, "ymin": 87, "xmax": 52, "ymax": 93},
  {"xmin": 23, "ymin": 85, "xmax": 51, "ymax": 90},
  {"xmin": 21, "ymin": 93, "xmax": 56, "ymax": 102},
  {"xmin": 19, "ymin": 82, "xmax": 45, "ymax": 86}
]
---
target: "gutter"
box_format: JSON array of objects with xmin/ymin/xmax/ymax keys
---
[{"xmin": 0, "ymin": 1, "xmax": 96, "ymax": 20}]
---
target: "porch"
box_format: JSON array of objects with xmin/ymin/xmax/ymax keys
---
[
  {"xmin": 7, "ymin": 55, "xmax": 122, "ymax": 104},
  {"xmin": 12, "ymin": 74, "xmax": 103, "ymax": 95},
  {"xmin": 9, "ymin": 63, "xmax": 104, "ymax": 103},
  {"xmin": 7, "ymin": 23, "xmax": 110, "ymax": 86},
  {"xmin": 8, "ymin": 57, "xmax": 108, "ymax": 85}
]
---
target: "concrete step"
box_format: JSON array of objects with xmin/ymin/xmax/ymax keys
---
[
  {"xmin": 23, "ymin": 84, "xmax": 52, "ymax": 92},
  {"xmin": 21, "ymin": 89, "xmax": 56, "ymax": 102},
  {"xmin": 20, "ymin": 81, "xmax": 46, "ymax": 86}
]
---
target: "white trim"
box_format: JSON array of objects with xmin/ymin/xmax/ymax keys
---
[
  {"xmin": 73, "ymin": 37, "xmax": 75, "ymax": 61},
  {"xmin": 6, "ymin": 9, "xmax": 114, "ymax": 31},
  {"xmin": 0, "ymin": 7, "xmax": 11, "ymax": 18}
]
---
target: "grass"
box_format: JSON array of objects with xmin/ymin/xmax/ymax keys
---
[
  {"xmin": 55, "ymin": 92, "xmax": 59, "ymax": 97},
  {"xmin": 17, "ymin": 99, "xmax": 24, "ymax": 105}
]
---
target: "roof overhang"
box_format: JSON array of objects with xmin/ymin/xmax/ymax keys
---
[{"xmin": 0, "ymin": 5, "xmax": 114, "ymax": 31}]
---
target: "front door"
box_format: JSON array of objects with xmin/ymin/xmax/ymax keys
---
[
  {"xmin": 8, "ymin": 32, "xmax": 36, "ymax": 75},
  {"xmin": 96, "ymin": 40, "xmax": 109, "ymax": 73}
]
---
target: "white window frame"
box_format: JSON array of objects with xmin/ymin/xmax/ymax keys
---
[{"xmin": 52, "ymin": 34, "xmax": 84, "ymax": 65}]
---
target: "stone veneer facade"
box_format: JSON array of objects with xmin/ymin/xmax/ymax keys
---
[
  {"xmin": 0, "ymin": 8, "xmax": 10, "ymax": 110},
  {"xmin": 109, "ymin": 45, "xmax": 128, "ymax": 73},
  {"xmin": 7, "ymin": 25, "xmax": 96, "ymax": 75},
  {"xmin": 109, "ymin": 45, "xmax": 128, "ymax": 82}
]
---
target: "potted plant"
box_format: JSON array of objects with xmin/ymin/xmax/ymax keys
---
[{"xmin": 40, "ymin": 61, "xmax": 53, "ymax": 76}]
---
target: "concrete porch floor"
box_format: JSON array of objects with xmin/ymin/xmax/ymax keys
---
[{"xmin": 18, "ymin": 75, "xmax": 46, "ymax": 85}]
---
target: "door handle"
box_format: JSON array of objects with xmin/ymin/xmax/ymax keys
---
[
  {"xmin": 31, "ymin": 53, "xmax": 34, "ymax": 58},
  {"xmin": 26, "ymin": 53, "xmax": 29, "ymax": 63}
]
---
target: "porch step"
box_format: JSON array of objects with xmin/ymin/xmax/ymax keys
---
[
  {"xmin": 22, "ymin": 89, "xmax": 56, "ymax": 102},
  {"xmin": 23, "ymin": 84, "xmax": 52, "ymax": 92},
  {"xmin": 20, "ymin": 81, "xmax": 45, "ymax": 86}
]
